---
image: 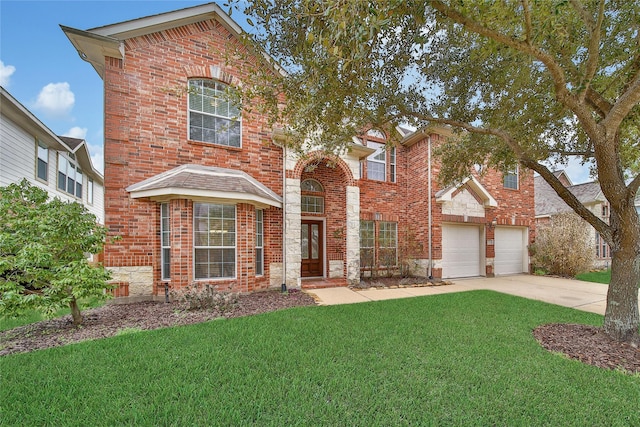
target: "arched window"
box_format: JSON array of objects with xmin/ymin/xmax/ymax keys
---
[
  {"xmin": 188, "ymin": 79, "xmax": 241, "ymax": 147},
  {"xmin": 301, "ymin": 179, "xmax": 324, "ymax": 213}
]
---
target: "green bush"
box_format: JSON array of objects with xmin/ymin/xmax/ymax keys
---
[{"xmin": 0, "ymin": 180, "xmax": 113, "ymax": 325}]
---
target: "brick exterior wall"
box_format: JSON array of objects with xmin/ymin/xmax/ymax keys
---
[
  {"xmin": 96, "ymin": 8, "xmax": 536, "ymax": 294},
  {"xmin": 361, "ymin": 132, "xmax": 535, "ymax": 278},
  {"xmin": 102, "ymin": 19, "xmax": 283, "ymax": 294}
]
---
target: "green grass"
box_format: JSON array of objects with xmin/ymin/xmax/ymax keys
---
[
  {"xmin": 1, "ymin": 291, "xmax": 638, "ymax": 426},
  {"xmin": 0, "ymin": 297, "xmax": 106, "ymax": 332},
  {"xmin": 576, "ymin": 269, "xmax": 611, "ymax": 284}
]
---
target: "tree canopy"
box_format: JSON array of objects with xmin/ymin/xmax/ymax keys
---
[
  {"xmin": 0, "ymin": 180, "xmax": 112, "ymax": 325},
  {"xmin": 235, "ymin": 0, "xmax": 640, "ymax": 341}
]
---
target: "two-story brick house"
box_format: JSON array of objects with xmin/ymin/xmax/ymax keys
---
[{"xmin": 62, "ymin": 3, "xmax": 534, "ymax": 298}]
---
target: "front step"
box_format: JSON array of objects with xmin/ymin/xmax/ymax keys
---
[{"xmin": 301, "ymin": 278, "xmax": 348, "ymax": 289}]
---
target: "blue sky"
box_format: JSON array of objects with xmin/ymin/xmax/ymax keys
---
[{"xmin": 1, "ymin": 0, "xmax": 593, "ymax": 183}]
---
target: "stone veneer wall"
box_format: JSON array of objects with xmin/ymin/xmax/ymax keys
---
[
  {"xmin": 284, "ymin": 177, "xmax": 302, "ymax": 287},
  {"xmin": 108, "ymin": 266, "xmax": 153, "ymax": 297}
]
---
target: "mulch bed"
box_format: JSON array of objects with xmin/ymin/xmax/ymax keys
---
[
  {"xmin": 0, "ymin": 289, "xmax": 316, "ymax": 356},
  {"xmin": 533, "ymin": 323, "xmax": 640, "ymax": 374}
]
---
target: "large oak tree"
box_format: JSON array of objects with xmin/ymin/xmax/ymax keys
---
[{"xmin": 235, "ymin": 0, "xmax": 640, "ymax": 341}]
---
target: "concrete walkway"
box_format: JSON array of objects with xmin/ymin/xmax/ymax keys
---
[{"xmin": 305, "ymin": 275, "xmax": 636, "ymax": 316}]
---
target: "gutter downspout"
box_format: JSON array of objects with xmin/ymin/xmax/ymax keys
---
[
  {"xmin": 281, "ymin": 144, "xmax": 287, "ymax": 291},
  {"xmin": 428, "ymin": 135, "xmax": 433, "ymax": 279}
]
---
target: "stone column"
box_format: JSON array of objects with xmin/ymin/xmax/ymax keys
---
[
  {"xmin": 345, "ymin": 185, "xmax": 361, "ymax": 285},
  {"xmin": 284, "ymin": 177, "xmax": 301, "ymax": 288}
]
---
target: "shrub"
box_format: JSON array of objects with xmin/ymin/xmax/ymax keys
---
[
  {"xmin": 0, "ymin": 180, "xmax": 113, "ymax": 325},
  {"xmin": 531, "ymin": 211, "xmax": 594, "ymax": 277}
]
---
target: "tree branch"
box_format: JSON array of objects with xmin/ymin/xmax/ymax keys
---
[
  {"xmin": 521, "ymin": 0, "xmax": 533, "ymax": 45},
  {"xmin": 406, "ymin": 108, "xmax": 611, "ymax": 238},
  {"xmin": 428, "ymin": 0, "xmax": 599, "ymax": 139},
  {"xmin": 601, "ymin": 69, "xmax": 640, "ymax": 133},
  {"xmin": 573, "ymin": 0, "xmax": 605, "ymax": 102}
]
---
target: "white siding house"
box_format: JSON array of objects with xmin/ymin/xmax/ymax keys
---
[{"xmin": 0, "ymin": 86, "xmax": 104, "ymax": 223}]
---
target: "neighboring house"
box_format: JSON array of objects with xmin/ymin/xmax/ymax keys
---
[
  {"xmin": 0, "ymin": 86, "xmax": 104, "ymax": 224},
  {"xmin": 61, "ymin": 3, "xmax": 535, "ymax": 298},
  {"xmin": 534, "ymin": 170, "xmax": 611, "ymax": 268}
]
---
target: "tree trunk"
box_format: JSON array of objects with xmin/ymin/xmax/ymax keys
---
[
  {"xmin": 603, "ymin": 245, "xmax": 640, "ymax": 342},
  {"xmin": 69, "ymin": 297, "xmax": 83, "ymax": 326}
]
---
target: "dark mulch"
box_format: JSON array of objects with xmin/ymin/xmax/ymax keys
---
[
  {"xmin": 533, "ymin": 323, "xmax": 640, "ymax": 374},
  {"xmin": 0, "ymin": 289, "xmax": 316, "ymax": 356}
]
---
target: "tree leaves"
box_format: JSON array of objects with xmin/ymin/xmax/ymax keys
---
[{"xmin": 0, "ymin": 180, "xmax": 112, "ymax": 323}]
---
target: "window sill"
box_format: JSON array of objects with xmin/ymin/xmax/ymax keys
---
[{"xmin": 187, "ymin": 139, "xmax": 243, "ymax": 152}]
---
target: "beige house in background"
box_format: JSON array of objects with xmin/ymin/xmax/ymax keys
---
[
  {"xmin": 0, "ymin": 86, "xmax": 104, "ymax": 224},
  {"xmin": 534, "ymin": 170, "xmax": 612, "ymax": 269}
]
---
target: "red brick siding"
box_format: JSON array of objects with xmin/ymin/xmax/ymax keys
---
[{"xmin": 102, "ymin": 19, "xmax": 283, "ymax": 293}]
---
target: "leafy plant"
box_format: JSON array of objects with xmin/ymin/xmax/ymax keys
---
[{"xmin": 0, "ymin": 180, "xmax": 113, "ymax": 325}]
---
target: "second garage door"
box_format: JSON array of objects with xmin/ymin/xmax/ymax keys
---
[
  {"xmin": 442, "ymin": 224, "xmax": 482, "ymax": 278},
  {"xmin": 494, "ymin": 227, "xmax": 527, "ymax": 275}
]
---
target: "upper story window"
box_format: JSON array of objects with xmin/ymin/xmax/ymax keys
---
[
  {"xmin": 36, "ymin": 141, "xmax": 48, "ymax": 182},
  {"xmin": 503, "ymin": 166, "xmax": 519, "ymax": 190},
  {"xmin": 188, "ymin": 79, "xmax": 241, "ymax": 148},
  {"xmin": 363, "ymin": 129, "xmax": 395, "ymax": 183},
  {"xmin": 87, "ymin": 179, "xmax": 94, "ymax": 205},
  {"xmin": 57, "ymin": 153, "xmax": 82, "ymax": 198},
  {"xmin": 301, "ymin": 179, "xmax": 324, "ymax": 213}
]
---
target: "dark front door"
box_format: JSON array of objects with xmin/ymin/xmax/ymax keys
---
[{"xmin": 301, "ymin": 220, "xmax": 323, "ymax": 277}]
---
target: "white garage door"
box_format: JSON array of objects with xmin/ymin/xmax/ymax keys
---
[
  {"xmin": 494, "ymin": 227, "xmax": 527, "ymax": 275},
  {"xmin": 442, "ymin": 225, "xmax": 481, "ymax": 278}
]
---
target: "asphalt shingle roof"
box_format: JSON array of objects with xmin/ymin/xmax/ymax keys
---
[{"xmin": 535, "ymin": 174, "xmax": 604, "ymax": 217}]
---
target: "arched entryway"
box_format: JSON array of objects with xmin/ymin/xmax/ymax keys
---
[{"xmin": 286, "ymin": 152, "xmax": 359, "ymax": 285}]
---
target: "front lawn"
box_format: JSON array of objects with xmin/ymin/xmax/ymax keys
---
[
  {"xmin": 1, "ymin": 291, "xmax": 638, "ymax": 426},
  {"xmin": 576, "ymin": 269, "xmax": 611, "ymax": 284}
]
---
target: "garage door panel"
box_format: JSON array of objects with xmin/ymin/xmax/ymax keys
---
[
  {"xmin": 442, "ymin": 225, "xmax": 481, "ymax": 278},
  {"xmin": 495, "ymin": 227, "xmax": 526, "ymax": 275}
]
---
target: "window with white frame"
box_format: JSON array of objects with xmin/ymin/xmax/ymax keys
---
[
  {"xmin": 188, "ymin": 79, "xmax": 241, "ymax": 147},
  {"xmin": 161, "ymin": 203, "xmax": 171, "ymax": 280},
  {"xmin": 595, "ymin": 232, "xmax": 611, "ymax": 259},
  {"xmin": 360, "ymin": 220, "xmax": 375, "ymax": 268},
  {"xmin": 57, "ymin": 154, "xmax": 82, "ymax": 198},
  {"xmin": 194, "ymin": 203, "xmax": 236, "ymax": 279},
  {"xmin": 389, "ymin": 146, "xmax": 396, "ymax": 183},
  {"xmin": 36, "ymin": 141, "xmax": 48, "ymax": 182},
  {"xmin": 364, "ymin": 129, "xmax": 396, "ymax": 183},
  {"xmin": 378, "ymin": 222, "xmax": 398, "ymax": 267},
  {"xmin": 87, "ymin": 179, "xmax": 94, "ymax": 205},
  {"xmin": 367, "ymin": 141, "xmax": 386, "ymax": 181},
  {"xmin": 255, "ymin": 209, "xmax": 264, "ymax": 276},
  {"xmin": 503, "ymin": 166, "xmax": 519, "ymax": 189},
  {"xmin": 301, "ymin": 179, "xmax": 324, "ymax": 213}
]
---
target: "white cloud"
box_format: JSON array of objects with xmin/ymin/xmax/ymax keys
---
[
  {"xmin": 64, "ymin": 126, "xmax": 87, "ymax": 139},
  {"xmin": 0, "ymin": 60, "xmax": 16, "ymax": 87},
  {"xmin": 34, "ymin": 82, "xmax": 75, "ymax": 117}
]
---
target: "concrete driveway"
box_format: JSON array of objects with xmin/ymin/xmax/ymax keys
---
[{"xmin": 306, "ymin": 275, "xmax": 637, "ymax": 316}]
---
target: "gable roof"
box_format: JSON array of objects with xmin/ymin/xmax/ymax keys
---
[
  {"xmin": 61, "ymin": 3, "xmax": 284, "ymax": 80},
  {"xmin": 535, "ymin": 174, "xmax": 605, "ymax": 218},
  {"xmin": 435, "ymin": 175, "xmax": 498, "ymax": 207},
  {"xmin": 1, "ymin": 86, "xmax": 103, "ymax": 184},
  {"xmin": 126, "ymin": 164, "xmax": 282, "ymax": 208}
]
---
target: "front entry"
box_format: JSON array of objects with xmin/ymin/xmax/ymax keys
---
[{"xmin": 301, "ymin": 220, "xmax": 323, "ymax": 277}]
